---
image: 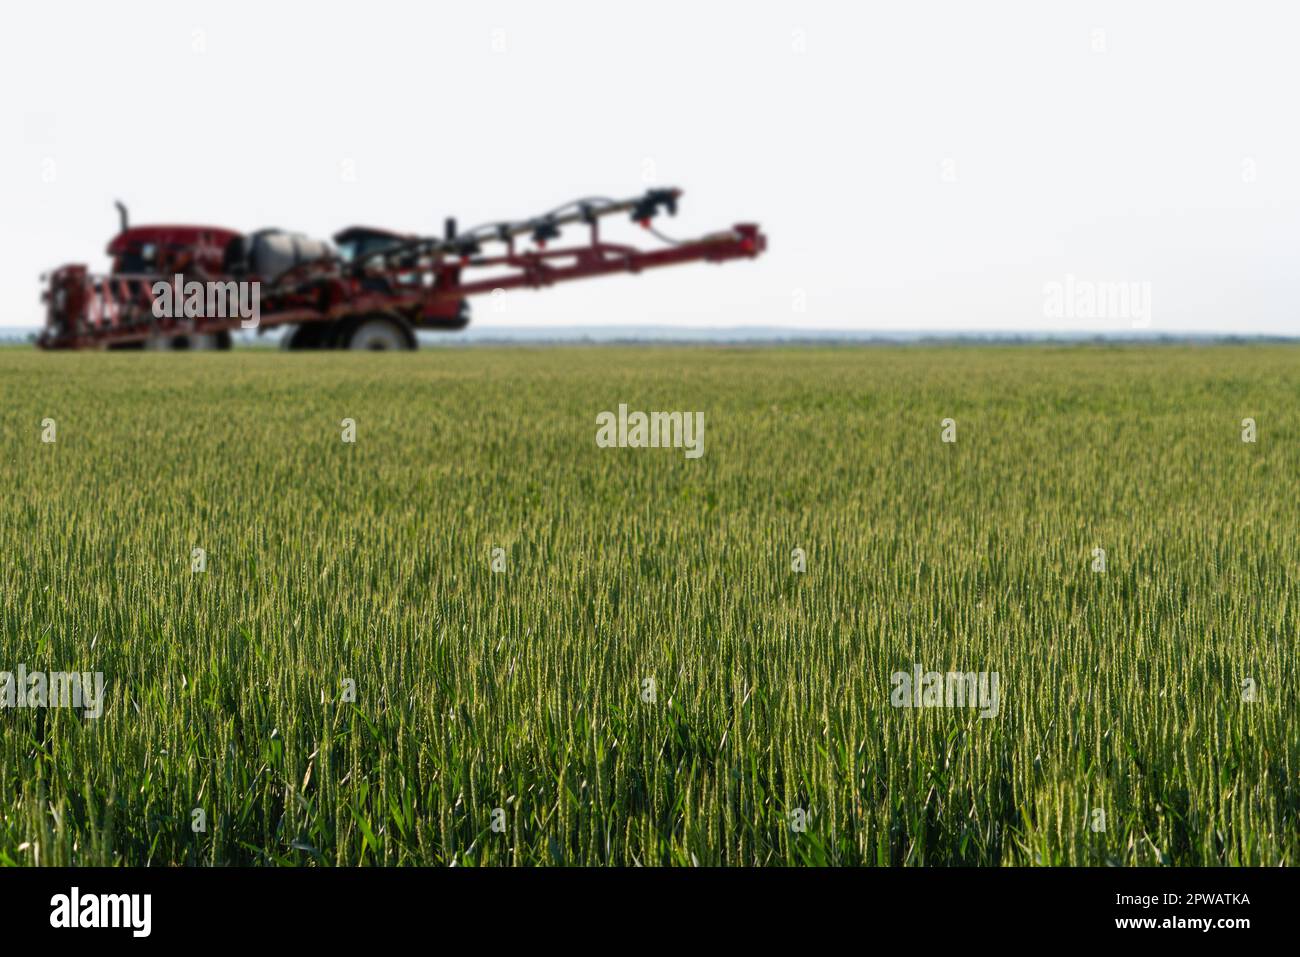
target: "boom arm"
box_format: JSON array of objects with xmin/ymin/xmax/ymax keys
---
[{"xmin": 38, "ymin": 188, "xmax": 767, "ymax": 349}]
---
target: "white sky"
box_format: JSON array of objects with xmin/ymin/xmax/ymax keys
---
[{"xmin": 2, "ymin": 0, "xmax": 1298, "ymax": 334}]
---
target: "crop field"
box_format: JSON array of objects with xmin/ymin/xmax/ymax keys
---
[{"xmin": 0, "ymin": 344, "xmax": 1296, "ymax": 866}]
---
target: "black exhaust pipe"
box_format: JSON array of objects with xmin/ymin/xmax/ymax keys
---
[{"xmin": 114, "ymin": 200, "xmax": 128, "ymax": 234}]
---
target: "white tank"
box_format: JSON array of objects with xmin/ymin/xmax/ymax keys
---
[{"xmin": 248, "ymin": 231, "xmax": 333, "ymax": 281}]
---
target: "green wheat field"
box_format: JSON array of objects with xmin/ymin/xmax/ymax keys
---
[{"xmin": 0, "ymin": 344, "xmax": 1296, "ymax": 866}]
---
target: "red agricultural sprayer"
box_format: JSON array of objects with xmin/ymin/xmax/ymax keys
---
[{"xmin": 38, "ymin": 189, "xmax": 766, "ymax": 350}]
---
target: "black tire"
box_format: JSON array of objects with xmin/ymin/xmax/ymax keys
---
[
  {"xmin": 281, "ymin": 322, "xmax": 336, "ymax": 350},
  {"xmin": 143, "ymin": 332, "xmax": 226, "ymax": 351},
  {"xmin": 342, "ymin": 314, "xmax": 416, "ymax": 351},
  {"xmin": 186, "ymin": 333, "xmax": 226, "ymax": 350},
  {"xmin": 145, "ymin": 335, "xmax": 185, "ymax": 350}
]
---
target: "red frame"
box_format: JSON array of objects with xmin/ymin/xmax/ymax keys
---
[{"xmin": 38, "ymin": 202, "xmax": 766, "ymax": 349}]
